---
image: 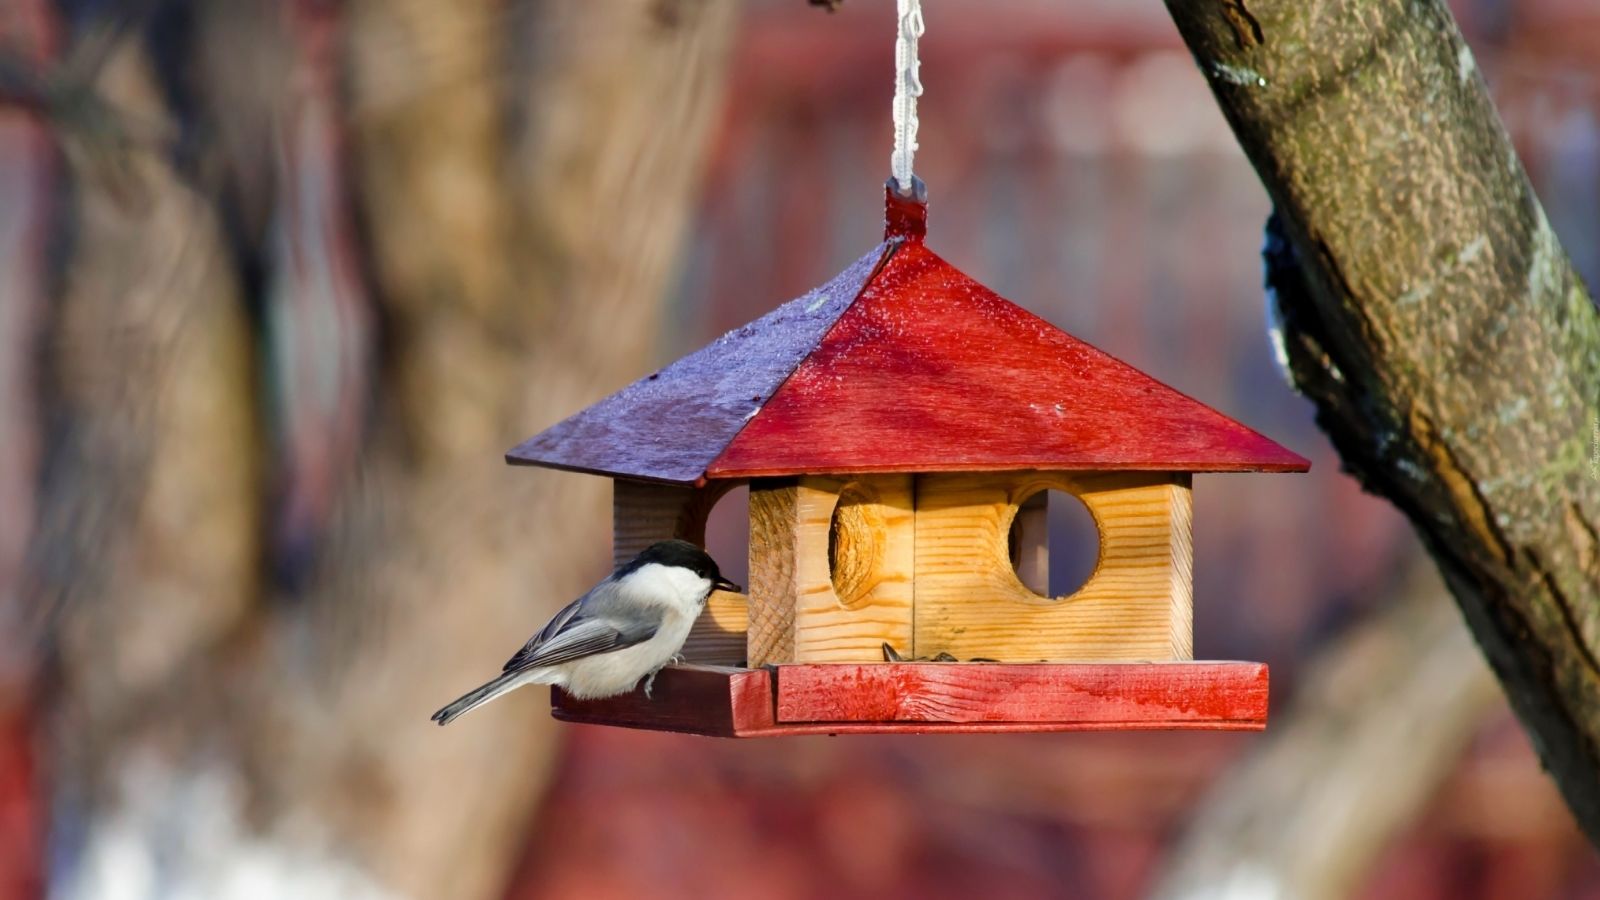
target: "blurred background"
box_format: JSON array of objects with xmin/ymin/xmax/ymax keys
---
[{"xmin": 0, "ymin": 0, "xmax": 1596, "ymax": 898}]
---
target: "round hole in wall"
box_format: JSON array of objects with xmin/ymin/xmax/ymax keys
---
[
  {"xmin": 828, "ymin": 482, "xmax": 885, "ymax": 609},
  {"xmin": 702, "ymin": 484, "xmax": 749, "ymax": 591},
  {"xmin": 1007, "ymin": 489, "xmax": 1099, "ymax": 599}
]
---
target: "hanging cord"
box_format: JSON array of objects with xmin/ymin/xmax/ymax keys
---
[{"xmin": 890, "ymin": 0, "xmax": 924, "ymax": 195}]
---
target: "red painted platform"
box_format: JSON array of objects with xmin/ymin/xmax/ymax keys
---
[{"xmin": 551, "ymin": 662, "xmax": 1268, "ymax": 737}]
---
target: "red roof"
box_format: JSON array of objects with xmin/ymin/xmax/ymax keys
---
[{"xmin": 509, "ymin": 217, "xmax": 1308, "ymax": 484}]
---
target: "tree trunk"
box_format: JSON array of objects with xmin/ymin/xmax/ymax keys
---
[
  {"xmin": 1161, "ymin": 0, "xmax": 1600, "ymax": 841},
  {"xmin": 34, "ymin": 2, "xmax": 737, "ymax": 898}
]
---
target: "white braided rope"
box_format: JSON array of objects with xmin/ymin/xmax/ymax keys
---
[{"xmin": 890, "ymin": 0, "xmax": 924, "ymax": 193}]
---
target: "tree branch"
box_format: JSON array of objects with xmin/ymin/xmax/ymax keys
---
[{"xmin": 1163, "ymin": 0, "xmax": 1600, "ymax": 840}]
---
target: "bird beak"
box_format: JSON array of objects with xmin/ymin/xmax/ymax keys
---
[{"xmin": 713, "ymin": 577, "xmax": 742, "ymax": 594}]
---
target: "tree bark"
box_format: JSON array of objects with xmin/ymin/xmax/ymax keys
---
[
  {"xmin": 1162, "ymin": 0, "xmax": 1600, "ymax": 840},
  {"xmin": 35, "ymin": 2, "xmax": 738, "ymax": 898}
]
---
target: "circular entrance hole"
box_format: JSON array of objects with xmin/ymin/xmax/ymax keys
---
[
  {"xmin": 702, "ymin": 484, "xmax": 749, "ymax": 590},
  {"xmin": 1007, "ymin": 489, "xmax": 1099, "ymax": 598}
]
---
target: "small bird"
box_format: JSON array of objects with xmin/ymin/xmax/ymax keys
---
[{"xmin": 431, "ymin": 540, "xmax": 740, "ymax": 725}]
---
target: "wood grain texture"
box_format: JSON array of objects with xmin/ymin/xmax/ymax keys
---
[
  {"xmin": 791, "ymin": 475, "xmax": 915, "ymax": 662},
  {"xmin": 774, "ymin": 662, "xmax": 1267, "ymax": 726},
  {"xmin": 1167, "ymin": 475, "xmax": 1195, "ymax": 660},
  {"xmin": 709, "ymin": 240, "xmax": 1309, "ymax": 478},
  {"xmin": 507, "ymin": 242, "xmax": 889, "ymax": 484},
  {"xmin": 687, "ymin": 594, "xmax": 748, "ymax": 665},
  {"xmin": 612, "ymin": 479, "xmax": 699, "ymax": 566},
  {"xmin": 746, "ymin": 479, "xmax": 799, "ymax": 667},
  {"xmin": 613, "ymin": 478, "xmax": 747, "ymax": 664},
  {"xmin": 549, "ymin": 662, "xmax": 1267, "ymax": 736},
  {"xmin": 913, "ymin": 472, "xmax": 1194, "ymax": 662},
  {"xmin": 551, "ymin": 665, "xmax": 775, "ymax": 737}
]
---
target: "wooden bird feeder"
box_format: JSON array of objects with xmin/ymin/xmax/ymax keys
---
[{"xmin": 509, "ymin": 184, "xmax": 1309, "ymax": 737}]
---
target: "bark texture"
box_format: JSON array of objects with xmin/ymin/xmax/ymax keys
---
[{"xmin": 1163, "ymin": 0, "xmax": 1600, "ymax": 839}]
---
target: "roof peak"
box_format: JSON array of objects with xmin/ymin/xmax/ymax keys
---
[
  {"xmin": 509, "ymin": 240, "xmax": 1308, "ymax": 484},
  {"xmin": 884, "ymin": 177, "xmax": 928, "ymax": 241}
]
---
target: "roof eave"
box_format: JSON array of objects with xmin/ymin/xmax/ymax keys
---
[
  {"xmin": 504, "ymin": 451, "xmax": 1309, "ymax": 486},
  {"xmin": 702, "ymin": 458, "xmax": 1309, "ymax": 480},
  {"xmin": 504, "ymin": 453, "xmax": 707, "ymax": 486}
]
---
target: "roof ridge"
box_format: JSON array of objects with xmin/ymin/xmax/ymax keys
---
[
  {"xmin": 706, "ymin": 240, "xmax": 1309, "ymax": 478},
  {"xmin": 505, "ymin": 241, "xmax": 896, "ymax": 484},
  {"xmin": 683, "ymin": 240, "xmax": 905, "ymax": 485}
]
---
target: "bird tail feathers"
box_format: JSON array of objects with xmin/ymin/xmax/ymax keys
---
[{"xmin": 431, "ymin": 669, "xmax": 549, "ymax": 725}]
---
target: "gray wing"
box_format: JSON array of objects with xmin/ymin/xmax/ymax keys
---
[{"xmin": 501, "ymin": 582, "xmax": 661, "ymax": 674}]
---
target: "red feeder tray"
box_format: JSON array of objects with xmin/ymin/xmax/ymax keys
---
[{"xmin": 552, "ymin": 662, "xmax": 1269, "ymax": 737}]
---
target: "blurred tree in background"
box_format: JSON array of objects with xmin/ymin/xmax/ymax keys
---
[
  {"xmin": 3, "ymin": 1, "xmax": 735, "ymax": 897},
  {"xmin": 1, "ymin": 0, "xmax": 1598, "ymax": 898}
]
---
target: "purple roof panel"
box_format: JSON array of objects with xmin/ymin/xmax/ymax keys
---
[{"xmin": 506, "ymin": 242, "xmax": 892, "ymax": 484}]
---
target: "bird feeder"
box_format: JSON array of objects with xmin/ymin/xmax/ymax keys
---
[{"xmin": 506, "ymin": 183, "xmax": 1309, "ymax": 737}]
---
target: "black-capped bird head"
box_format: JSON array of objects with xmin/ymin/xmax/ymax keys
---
[{"xmin": 620, "ymin": 539, "xmax": 741, "ymax": 596}]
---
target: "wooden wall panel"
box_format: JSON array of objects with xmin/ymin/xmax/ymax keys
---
[
  {"xmin": 612, "ymin": 478, "xmax": 747, "ymax": 664},
  {"xmin": 790, "ymin": 474, "xmax": 915, "ymax": 662},
  {"xmin": 913, "ymin": 471, "xmax": 1192, "ymax": 662},
  {"xmin": 613, "ymin": 479, "xmax": 697, "ymax": 566},
  {"xmin": 746, "ymin": 479, "xmax": 799, "ymax": 667},
  {"xmin": 746, "ymin": 474, "xmax": 915, "ymax": 664},
  {"xmin": 1166, "ymin": 475, "xmax": 1195, "ymax": 660}
]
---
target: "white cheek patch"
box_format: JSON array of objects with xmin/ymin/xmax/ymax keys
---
[{"xmin": 624, "ymin": 563, "xmax": 711, "ymax": 610}]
